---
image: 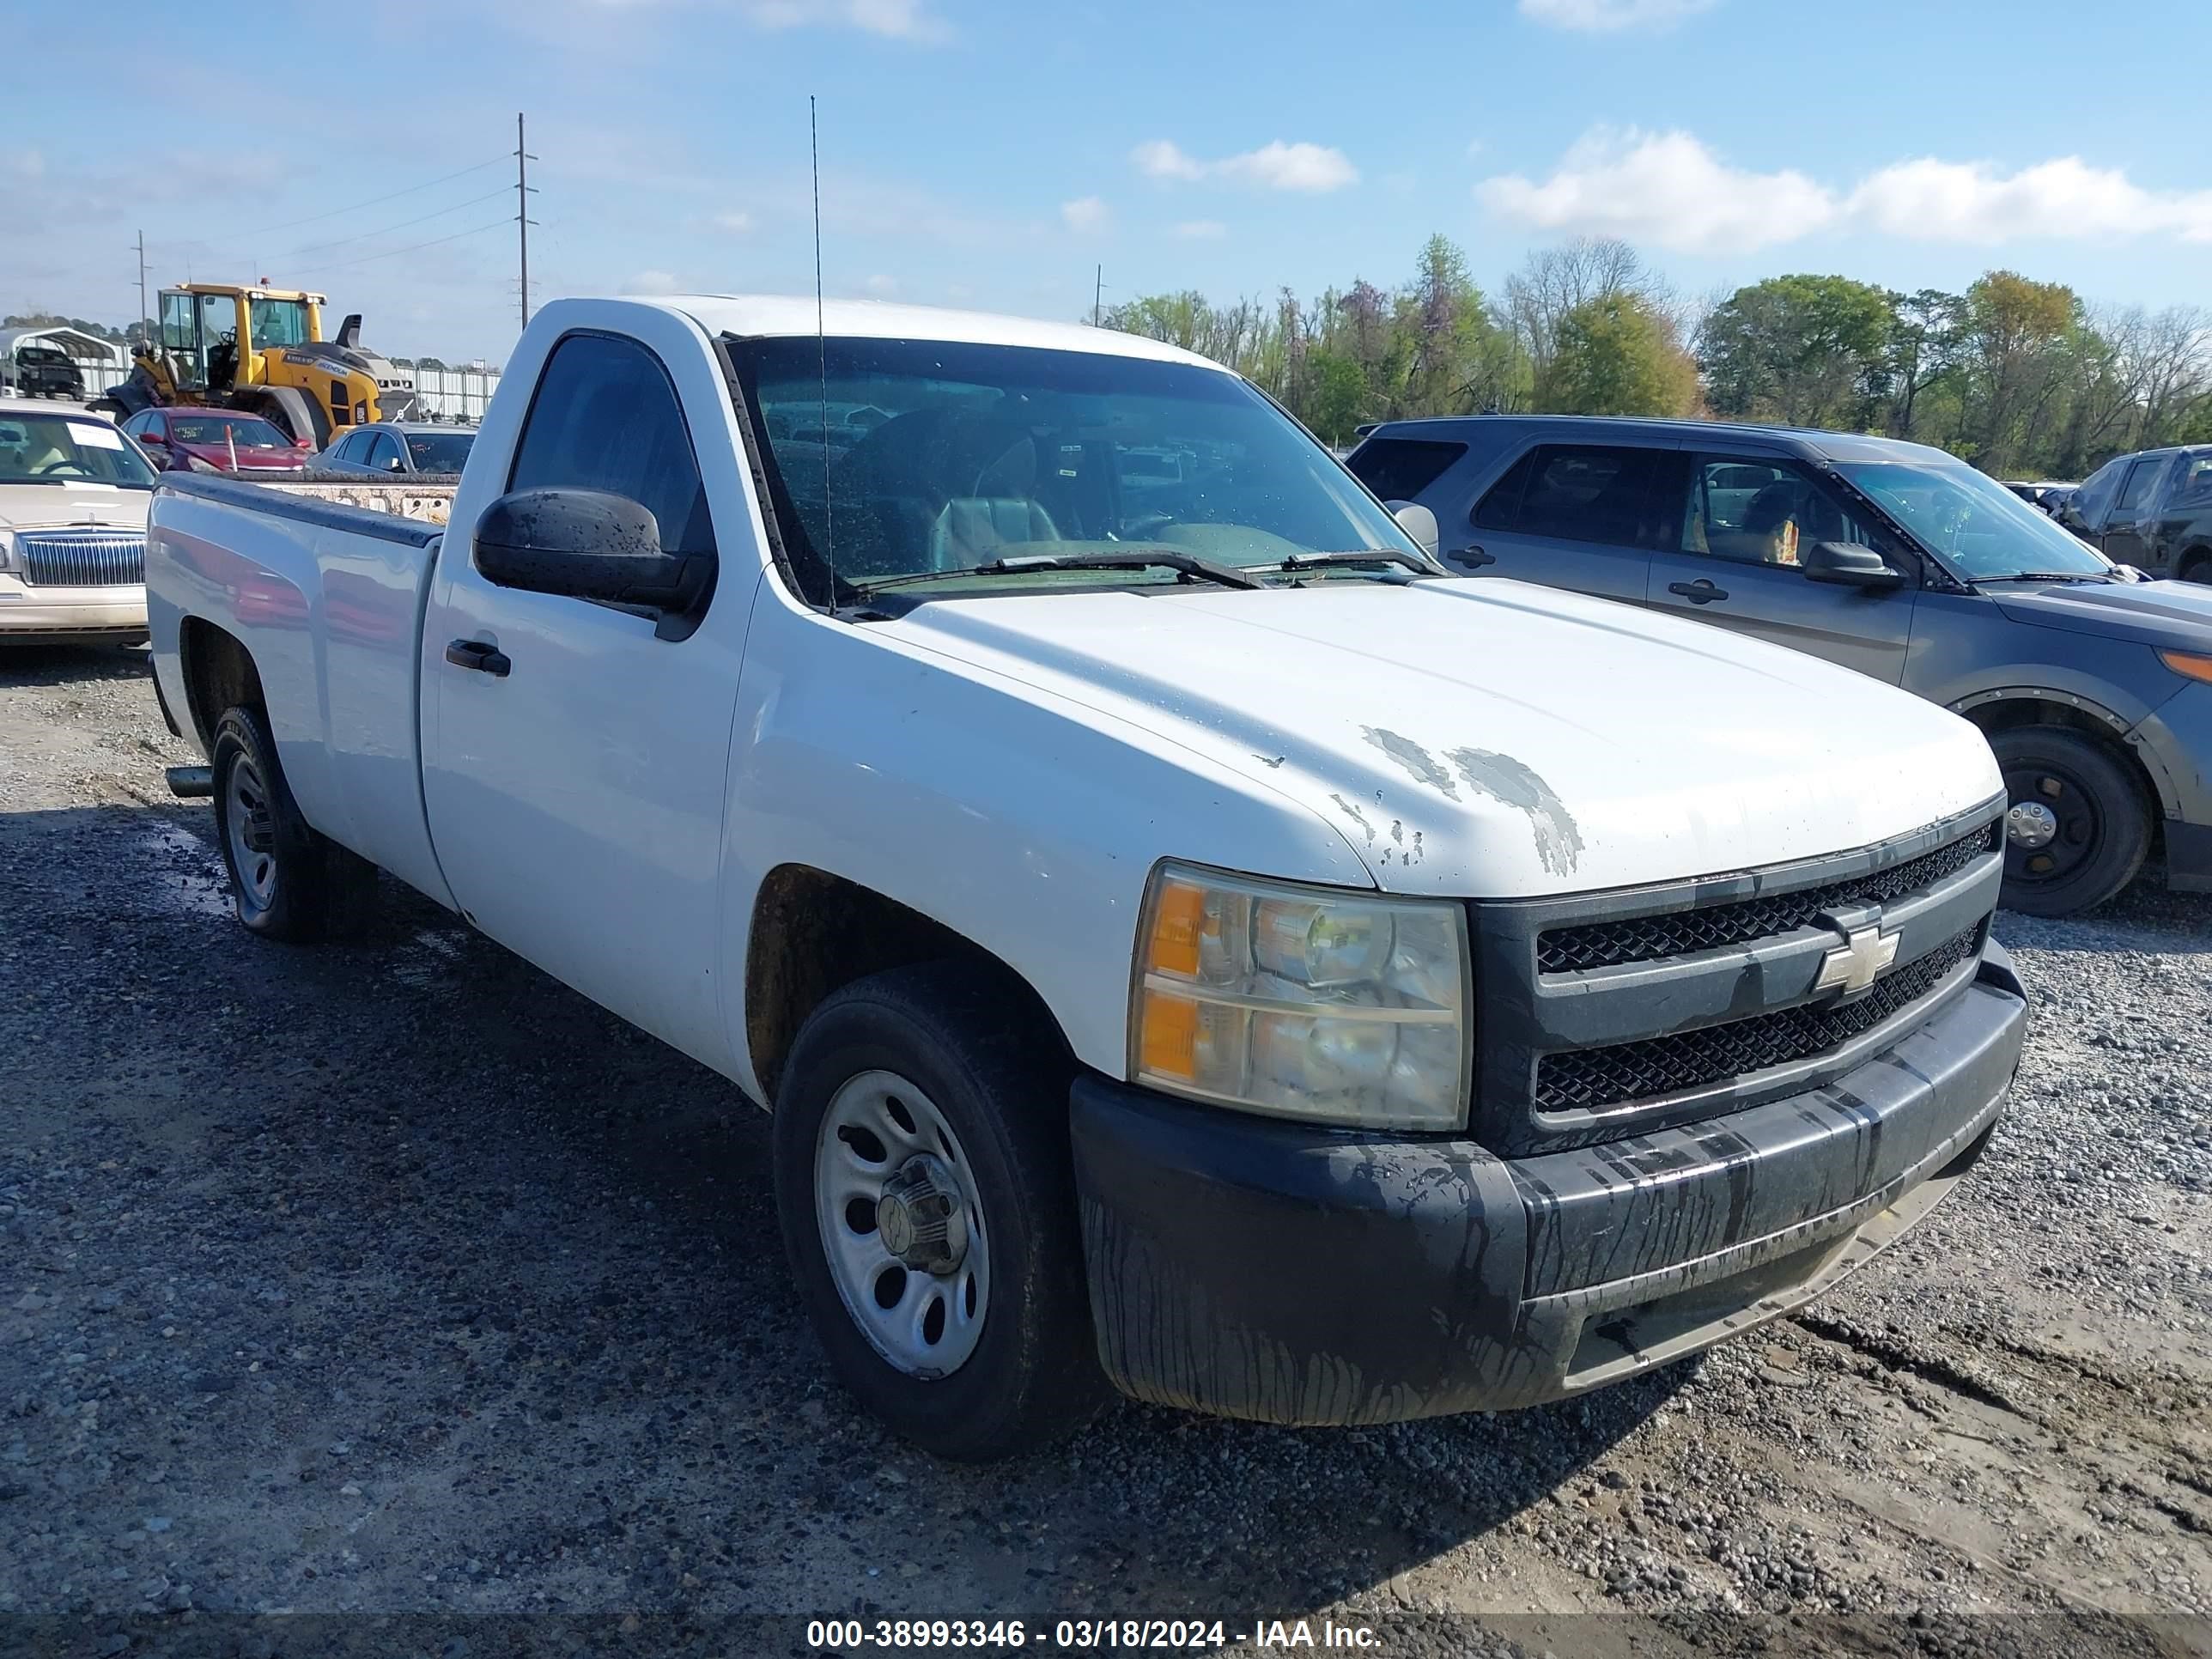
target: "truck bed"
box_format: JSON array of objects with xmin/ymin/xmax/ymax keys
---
[{"xmin": 145, "ymin": 471, "xmax": 453, "ymax": 908}]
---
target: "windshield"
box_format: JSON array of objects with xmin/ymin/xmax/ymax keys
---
[
  {"xmin": 170, "ymin": 415, "xmax": 290, "ymax": 447},
  {"xmin": 0, "ymin": 413, "xmax": 156, "ymax": 487},
  {"xmin": 1835, "ymin": 459, "xmax": 2112, "ymax": 580},
  {"xmin": 727, "ymin": 336, "xmax": 1419, "ymax": 604},
  {"xmin": 248, "ymin": 297, "xmax": 312, "ymax": 348},
  {"xmin": 404, "ymin": 431, "xmax": 475, "ymax": 473}
]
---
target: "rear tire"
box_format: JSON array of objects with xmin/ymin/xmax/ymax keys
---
[
  {"xmin": 1990, "ymin": 726, "xmax": 2149, "ymax": 918},
  {"xmin": 771, "ymin": 962, "xmax": 1109, "ymax": 1462},
  {"xmin": 210, "ymin": 704, "xmax": 378, "ymax": 941}
]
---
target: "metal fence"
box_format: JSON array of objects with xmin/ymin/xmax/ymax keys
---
[{"xmin": 400, "ymin": 363, "xmax": 501, "ymax": 424}]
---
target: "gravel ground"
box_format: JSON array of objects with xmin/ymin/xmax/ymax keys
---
[{"xmin": 3, "ymin": 643, "xmax": 2209, "ymax": 1658}]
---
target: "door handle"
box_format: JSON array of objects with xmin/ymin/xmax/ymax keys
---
[
  {"xmin": 1668, "ymin": 579, "xmax": 1729, "ymax": 604},
  {"xmin": 1449, "ymin": 545, "xmax": 1496, "ymax": 568},
  {"xmin": 445, "ymin": 638, "xmax": 511, "ymax": 678}
]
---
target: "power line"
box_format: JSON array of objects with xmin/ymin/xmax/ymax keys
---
[
  {"xmin": 227, "ymin": 157, "xmax": 508, "ymax": 241},
  {"xmin": 283, "ymin": 186, "xmax": 513, "ymax": 260},
  {"xmin": 300, "ymin": 219, "xmax": 513, "ymax": 276}
]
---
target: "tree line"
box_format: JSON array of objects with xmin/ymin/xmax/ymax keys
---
[{"xmin": 1095, "ymin": 235, "xmax": 2212, "ymax": 480}]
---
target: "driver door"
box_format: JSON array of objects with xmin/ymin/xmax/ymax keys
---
[{"xmin": 1645, "ymin": 451, "xmax": 1917, "ymax": 683}]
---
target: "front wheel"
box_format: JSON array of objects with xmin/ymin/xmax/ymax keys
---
[
  {"xmin": 210, "ymin": 705, "xmax": 378, "ymax": 941},
  {"xmin": 771, "ymin": 963, "xmax": 1109, "ymax": 1461},
  {"xmin": 1991, "ymin": 726, "xmax": 2149, "ymax": 918}
]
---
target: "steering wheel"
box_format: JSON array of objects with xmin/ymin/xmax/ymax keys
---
[{"xmin": 33, "ymin": 459, "xmax": 94, "ymax": 477}]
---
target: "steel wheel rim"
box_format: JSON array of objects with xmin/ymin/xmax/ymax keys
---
[
  {"xmin": 813, "ymin": 1069, "xmax": 990, "ymax": 1378},
  {"xmin": 225, "ymin": 757, "xmax": 278, "ymax": 914},
  {"xmin": 2001, "ymin": 762, "xmax": 2102, "ymax": 888}
]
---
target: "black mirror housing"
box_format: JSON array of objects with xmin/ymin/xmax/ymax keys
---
[
  {"xmin": 1803, "ymin": 540, "xmax": 1905, "ymax": 589},
  {"xmin": 473, "ymin": 488, "xmax": 715, "ymax": 640}
]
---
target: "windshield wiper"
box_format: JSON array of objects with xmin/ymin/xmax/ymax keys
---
[
  {"xmin": 1277, "ymin": 550, "xmax": 1437, "ymax": 578},
  {"xmin": 853, "ymin": 549, "xmax": 1262, "ymax": 594},
  {"xmin": 1972, "ymin": 570, "xmax": 2118, "ymax": 585}
]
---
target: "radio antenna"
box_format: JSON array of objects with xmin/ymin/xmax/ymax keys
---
[{"xmin": 811, "ymin": 94, "xmax": 836, "ymax": 611}]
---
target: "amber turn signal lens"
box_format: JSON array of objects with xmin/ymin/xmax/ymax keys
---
[
  {"xmin": 1146, "ymin": 878, "xmax": 1205, "ymax": 979},
  {"xmin": 2160, "ymin": 649, "xmax": 2212, "ymax": 685},
  {"xmin": 1138, "ymin": 990, "xmax": 1199, "ymax": 1079}
]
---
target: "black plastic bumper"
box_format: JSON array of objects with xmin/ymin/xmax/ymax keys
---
[
  {"xmin": 1070, "ymin": 941, "xmax": 2028, "ymax": 1427},
  {"xmin": 2166, "ymin": 819, "xmax": 2212, "ymax": 894}
]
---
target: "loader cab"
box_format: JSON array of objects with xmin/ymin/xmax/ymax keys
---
[{"xmin": 155, "ymin": 284, "xmax": 324, "ymax": 397}]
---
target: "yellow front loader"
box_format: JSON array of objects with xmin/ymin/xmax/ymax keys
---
[{"xmin": 97, "ymin": 281, "xmax": 420, "ymax": 447}]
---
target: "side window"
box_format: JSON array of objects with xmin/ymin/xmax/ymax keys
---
[
  {"xmin": 1344, "ymin": 438, "xmax": 1467, "ymax": 502},
  {"xmin": 365, "ymin": 432, "xmax": 404, "ymax": 471},
  {"xmin": 121, "ymin": 413, "xmax": 149, "ymax": 440},
  {"xmin": 1679, "ymin": 458, "xmax": 1870, "ymax": 569},
  {"xmin": 2173, "ymin": 453, "xmax": 2212, "ymax": 507},
  {"xmin": 507, "ymin": 333, "xmax": 714, "ymax": 556},
  {"xmin": 2069, "ymin": 456, "xmax": 2125, "ymax": 525},
  {"xmin": 1472, "ymin": 450, "xmax": 1535, "ymax": 531},
  {"xmin": 2115, "ymin": 455, "xmax": 2171, "ymax": 516},
  {"xmin": 1492, "ymin": 444, "xmax": 1659, "ymax": 546}
]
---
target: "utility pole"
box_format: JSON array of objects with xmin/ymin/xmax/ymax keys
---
[
  {"xmin": 135, "ymin": 231, "xmax": 149, "ymax": 345},
  {"xmin": 1093, "ymin": 264, "xmax": 1103, "ymax": 328},
  {"xmin": 515, "ymin": 112, "xmax": 539, "ymax": 329}
]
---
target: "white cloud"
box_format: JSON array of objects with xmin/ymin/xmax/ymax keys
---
[
  {"xmin": 864, "ymin": 273, "xmax": 898, "ymax": 295},
  {"xmin": 1172, "ymin": 219, "xmax": 1226, "ymax": 240},
  {"xmin": 1848, "ymin": 155, "xmax": 2212, "ymax": 244},
  {"xmin": 706, "ymin": 210, "xmax": 754, "ymax": 233},
  {"xmin": 626, "ymin": 269, "xmax": 684, "ymax": 294},
  {"xmin": 563, "ymin": 0, "xmax": 946, "ymax": 40},
  {"xmin": 1060, "ymin": 195, "xmax": 1109, "ymax": 233},
  {"xmin": 1477, "ymin": 128, "xmax": 1832, "ymax": 252},
  {"xmin": 1477, "ymin": 127, "xmax": 2212, "ymax": 252},
  {"xmin": 1131, "ymin": 138, "xmax": 1357, "ymax": 193},
  {"xmin": 1464, "ymin": 139, "xmax": 1486, "ymax": 160},
  {"xmin": 1519, "ymin": 0, "xmax": 1719, "ymax": 31},
  {"xmin": 1132, "ymin": 140, "xmax": 1204, "ymax": 182}
]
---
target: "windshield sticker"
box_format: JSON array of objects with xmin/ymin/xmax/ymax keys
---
[{"xmin": 68, "ymin": 422, "xmax": 126, "ymax": 451}]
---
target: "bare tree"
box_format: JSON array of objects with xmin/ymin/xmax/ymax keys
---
[{"xmin": 1504, "ymin": 237, "xmax": 1670, "ymax": 374}]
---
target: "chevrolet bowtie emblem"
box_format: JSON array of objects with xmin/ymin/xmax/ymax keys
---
[{"xmin": 1814, "ymin": 925, "xmax": 1900, "ymax": 996}]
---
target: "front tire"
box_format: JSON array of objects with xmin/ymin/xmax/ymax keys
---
[
  {"xmin": 210, "ymin": 704, "xmax": 378, "ymax": 941},
  {"xmin": 772, "ymin": 963, "xmax": 1109, "ymax": 1461},
  {"xmin": 1991, "ymin": 726, "xmax": 2150, "ymax": 918}
]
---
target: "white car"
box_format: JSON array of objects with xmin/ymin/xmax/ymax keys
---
[
  {"xmin": 0, "ymin": 398, "xmax": 154, "ymax": 643},
  {"xmin": 145, "ymin": 295, "xmax": 2027, "ymax": 1459}
]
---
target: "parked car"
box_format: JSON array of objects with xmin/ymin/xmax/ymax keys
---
[
  {"xmin": 119, "ymin": 407, "xmax": 312, "ymax": 476},
  {"xmin": 2055, "ymin": 446, "xmax": 2212, "ymax": 582},
  {"xmin": 8, "ymin": 343, "xmax": 88, "ymax": 401},
  {"xmin": 0, "ymin": 398, "xmax": 155, "ymax": 642},
  {"xmin": 148, "ymin": 295, "xmax": 2026, "ymax": 1459},
  {"xmin": 1347, "ymin": 416, "xmax": 2212, "ymax": 916},
  {"xmin": 317, "ymin": 421, "xmax": 477, "ymax": 478},
  {"xmin": 2003, "ymin": 479, "xmax": 2076, "ymax": 515}
]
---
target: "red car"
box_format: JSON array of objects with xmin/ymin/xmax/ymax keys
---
[{"xmin": 118, "ymin": 407, "xmax": 312, "ymax": 475}]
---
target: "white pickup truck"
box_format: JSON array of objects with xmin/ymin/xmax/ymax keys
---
[{"xmin": 147, "ymin": 295, "xmax": 2028, "ymax": 1460}]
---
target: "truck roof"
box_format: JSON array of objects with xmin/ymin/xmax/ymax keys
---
[
  {"xmin": 1364, "ymin": 413, "xmax": 1960, "ymax": 466},
  {"xmin": 644, "ymin": 294, "xmax": 1229, "ymax": 373}
]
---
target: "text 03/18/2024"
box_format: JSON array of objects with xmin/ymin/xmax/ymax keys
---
[{"xmin": 805, "ymin": 1620, "xmax": 1382, "ymax": 1650}]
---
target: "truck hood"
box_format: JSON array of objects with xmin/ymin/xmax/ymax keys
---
[
  {"xmin": 0, "ymin": 485, "xmax": 152, "ymax": 532},
  {"xmin": 882, "ymin": 576, "xmax": 2001, "ymax": 898},
  {"xmin": 1993, "ymin": 578, "xmax": 2212, "ymax": 655}
]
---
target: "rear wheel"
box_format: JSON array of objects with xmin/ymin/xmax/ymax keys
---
[
  {"xmin": 2178, "ymin": 551, "xmax": 2212, "ymax": 586},
  {"xmin": 210, "ymin": 705, "xmax": 378, "ymax": 941},
  {"xmin": 1990, "ymin": 726, "xmax": 2149, "ymax": 918},
  {"xmin": 771, "ymin": 963, "xmax": 1109, "ymax": 1461}
]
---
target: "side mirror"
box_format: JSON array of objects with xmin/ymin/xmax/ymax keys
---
[
  {"xmin": 1803, "ymin": 540, "xmax": 1905, "ymax": 589},
  {"xmin": 386, "ymin": 455, "xmax": 406, "ymax": 473},
  {"xmin": 473, "ymin": 488, "xmax": 715, "ymax": 641},
  {"xmin": 1387, "ymin": 500, "xmax": 1439, "ymax": 558}
]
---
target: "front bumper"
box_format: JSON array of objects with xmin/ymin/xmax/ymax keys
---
[
  {"xmin": 1070, "ymin": 941, "xmax": 2027, "ymax": 1427},
  {"xmin": 0, "ymin": 574, "xmax": 149, "ymax": 641}
]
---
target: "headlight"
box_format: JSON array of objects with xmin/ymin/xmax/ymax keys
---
[
  {"xmin": 0, "ymin": 531, "xmax": 15, "ymax": 574},
  {"xmin": 1130, "ymin": 862, "xmax": 1471, "ymax": 1131}
]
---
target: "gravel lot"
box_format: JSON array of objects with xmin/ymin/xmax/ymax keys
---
[{"xmin": 3, "ymin": 643, "xmax": 2209, "ymax": 1657}]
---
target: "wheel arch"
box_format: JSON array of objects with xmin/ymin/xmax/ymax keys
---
[
  {"xmin": 236, "ymin": 384, "xmax": 330, "ymax": 449},
  {"xmin": 176, "ymin": 616, "xmax": 265, "ymax": 754},
  {"xmin": 743, "ymin": 864, "xmax": 1077, "ymax": 1109},
  {"xmin": 1954, "ymin": 690, "xmax": 2170, "ymax": 842},
  {"xmin": 2174, "ymin": 543, "xmax": 2212, "ymax": 583}
]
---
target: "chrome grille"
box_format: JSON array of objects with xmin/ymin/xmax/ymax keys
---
[
  {"xmin": 18, "ymin": 529, "xmax": 146, "ymax": 588},
  {"xmin": 1534, "ymin": 926, "xmax": 1984, "ymax": 1114},
  {"xmin": 1538, "ymin": 822, "xmax": 2001, "ymax": 974}
]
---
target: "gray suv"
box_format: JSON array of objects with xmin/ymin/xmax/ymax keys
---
[{"xmin": 1347, "ymin": 416, "xmax": 2212, "ymax": 917}]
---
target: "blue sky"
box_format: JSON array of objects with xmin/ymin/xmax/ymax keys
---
[{"xmin": 8, "ymin": 0, "xmax": 2211, "ymax": 365}]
